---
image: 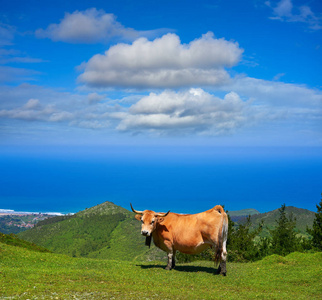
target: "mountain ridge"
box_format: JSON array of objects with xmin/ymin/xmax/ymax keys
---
[
  {"xmin": 248, "ymin": 206, "xmax": 315, "ymax": 235},
  {"xmin": 228, "ymin": 208, "xmax": 260, "ymax": 217}
]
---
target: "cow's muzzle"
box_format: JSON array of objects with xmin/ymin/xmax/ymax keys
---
[{"xmin": 141, "ymin": 230, "xmax": 150, "ymax": 236}]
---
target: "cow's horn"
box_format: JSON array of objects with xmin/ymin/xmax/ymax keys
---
[
  {"xmin": 130, "ymin": 203, "xmax": 144, "ymax": 214},
  {"xmin": 155, "ymin": 211, "xmax": 170, "ymax": 217}
]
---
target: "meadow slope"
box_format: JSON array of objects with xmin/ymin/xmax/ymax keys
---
[{"xmin": 0, "ymin": 242, "xmax": 321, "ymax": 299}]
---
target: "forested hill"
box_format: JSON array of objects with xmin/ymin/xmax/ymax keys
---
[
  {"xmin": 18, "ymin": 201, "xmax": 315, "ymax": 261},
  {"xmin": 222, "ymin": 207, "xmax": 314, "ymax": 235},
  {"xmin": 18, "ymin": 201, "xmax": 166, "ymax": 262},
  {"xmin": 249, "ymin": 206, "xmax": 315, "ymax": 235}
]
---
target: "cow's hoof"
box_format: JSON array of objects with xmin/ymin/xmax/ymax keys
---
[
  {"xmin": 220, "ymin": 271, "xmax": 227, "ymax": 276},
  {"xmin": 165, "ymin": 266, "xmax": 172, "ymax": 270}
]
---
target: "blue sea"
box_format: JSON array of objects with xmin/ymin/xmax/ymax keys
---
[{"xmin": 0, "ymin": 146, "xmax": 321, "ymax": 214}]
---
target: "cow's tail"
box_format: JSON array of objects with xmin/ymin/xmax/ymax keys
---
[{"xmin": 214, "ymin": 205, "xmax": 228, "ymax": 266}]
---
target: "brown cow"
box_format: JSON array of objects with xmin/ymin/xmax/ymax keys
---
[{"xmin": 130, "ymin": 203, "xmax": 228, "ymax": 275}]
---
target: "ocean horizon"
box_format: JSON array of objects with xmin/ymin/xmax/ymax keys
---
[{"xmin": 1, "ymin": 146, "xmax": 321, "ymax": 215}]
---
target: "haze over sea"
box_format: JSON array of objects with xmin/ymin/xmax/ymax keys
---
[{"xmin": 1, "ymin": 146, "xmax": 321, "ymax": 215}]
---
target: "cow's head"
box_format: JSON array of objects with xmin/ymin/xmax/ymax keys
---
[{"xmin": 130, "ymin": 203, "xmax": 170, "ymax": 237}]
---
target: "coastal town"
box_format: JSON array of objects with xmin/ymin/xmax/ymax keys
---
[{"xmin": 0, "ymin": 210, "xmax": 59, "ymax": 234}]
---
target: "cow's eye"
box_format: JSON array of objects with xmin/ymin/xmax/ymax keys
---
[{"xmin": 151, "ymin": 220, "xmax": 155, "ymax": 224}]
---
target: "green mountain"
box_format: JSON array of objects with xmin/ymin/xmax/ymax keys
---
[
  {"xmin": 229, "ymin": 206, "xmax": 315, "ymax": 237},
  {"xmin": 250, "ymin": 206, "xmax": 314, "ymax": 235},
  {"xmin": 18, "ymin": 201, "xmax": 166, "ymax": 262}
]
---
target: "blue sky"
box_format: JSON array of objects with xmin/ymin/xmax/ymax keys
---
[{"xmin": 0, "ymin": 0, "xmax": 321, "ymax": 148}]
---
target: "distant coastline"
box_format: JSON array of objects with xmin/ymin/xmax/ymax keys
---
[{"xmin": 0, "ymin": 209, "xmax": 65, "ymax": 216}]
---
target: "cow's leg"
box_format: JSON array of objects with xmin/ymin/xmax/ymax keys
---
[
  {"xmin": 171, "ymin": 250, "xmax": 176, "ymax": 269},
  {"xmin": 163, "ymin": 241, "xmax": 174, "ymax": 270},
  {"xmin": 213, "ymin": 241, "xmax": 227, "ymax": 276},
  {"xmin": 165, "ymin": 251, "xmax": 174, "ymax": 270},
  {"xmin": 219, "ymin": 240, "xmax": 227, "ymax": 276}
]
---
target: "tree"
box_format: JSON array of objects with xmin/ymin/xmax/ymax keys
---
[
  {"xmin": 307, "ymin": 195, "xmax": 322, "ymax": 251},
  {"xmin": 228, "ymin": 215, "xmax": 263, "ymax": 262},
  {"xmin": 270, "ymin": 204, "xmax": 299, "ymax": 256}
]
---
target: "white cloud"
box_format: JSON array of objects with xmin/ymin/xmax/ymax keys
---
[
  {"xmin": 267, "ymin": 0, "xmax": 322, "ymax": 30},
  {"xmin": 24, "ymin": 99, "xmax": 41, "ymax": 109},
  {"xmin": 49, "ymin": 111, "xmax": 74, "ymax": 122},
  {"xmin": 79, "ymin": 32, "xmax": 243, "ymax": 88},
  {"xmin": 114, "ymin": 89, "xmax": 258, "ymax": 135},
  {"xmin": 87, "ymin": 92, "xmax": 106, "ymax": 104},
  {"xmin": 35, "ymin": 8, "xmax": 167, "ymax": 44},
  {"xmin": 273, "ymin": 0, "xmax": 293, "ymax": 18}
]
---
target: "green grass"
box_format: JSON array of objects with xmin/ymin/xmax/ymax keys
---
[
  {"xmin": 1, "ymin": 242, "xmax": 321, "ymax": 299},
  {"xmin": 0, "ymin": 232, "xmax": 50, "ymax": 253}
]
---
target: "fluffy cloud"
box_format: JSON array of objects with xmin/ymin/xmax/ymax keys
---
[
  {"xmin": 266, "ymin": 0, "xmax": 321, "ymax": 30},
  {"xmin": 87, "ymin": 92, "xmax": 106, "ymax": 104},
  {"xmin": 114, "ymin": 89, "xmax": 260, "ymax": 135},
  {"xmin": 79, "ymin": 32, "xmax": 243, "ymax": 88},
  {"xmin": 35, "ymin": 8, "xmax": 166, "ymax": 43}
]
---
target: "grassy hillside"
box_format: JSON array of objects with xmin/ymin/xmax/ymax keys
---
[
  {"xmin": 0, "ymin": 242, "xmax": 321, "ymax": 299},
  {"xmin": 19, "ymin": 201, "xmax": 164, "ymax": 261},
  {"xmin": 0, "ymin": 232, "xmax": 50, "ymax": 253}
]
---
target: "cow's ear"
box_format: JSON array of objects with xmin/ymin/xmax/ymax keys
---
[
  {"xmin": 135, "ymin": 214, "xmax": 142, "ymax": 221},
  {"xmin": 157, "ymin": 217, "xmax": 164, "ymax": 223}
]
